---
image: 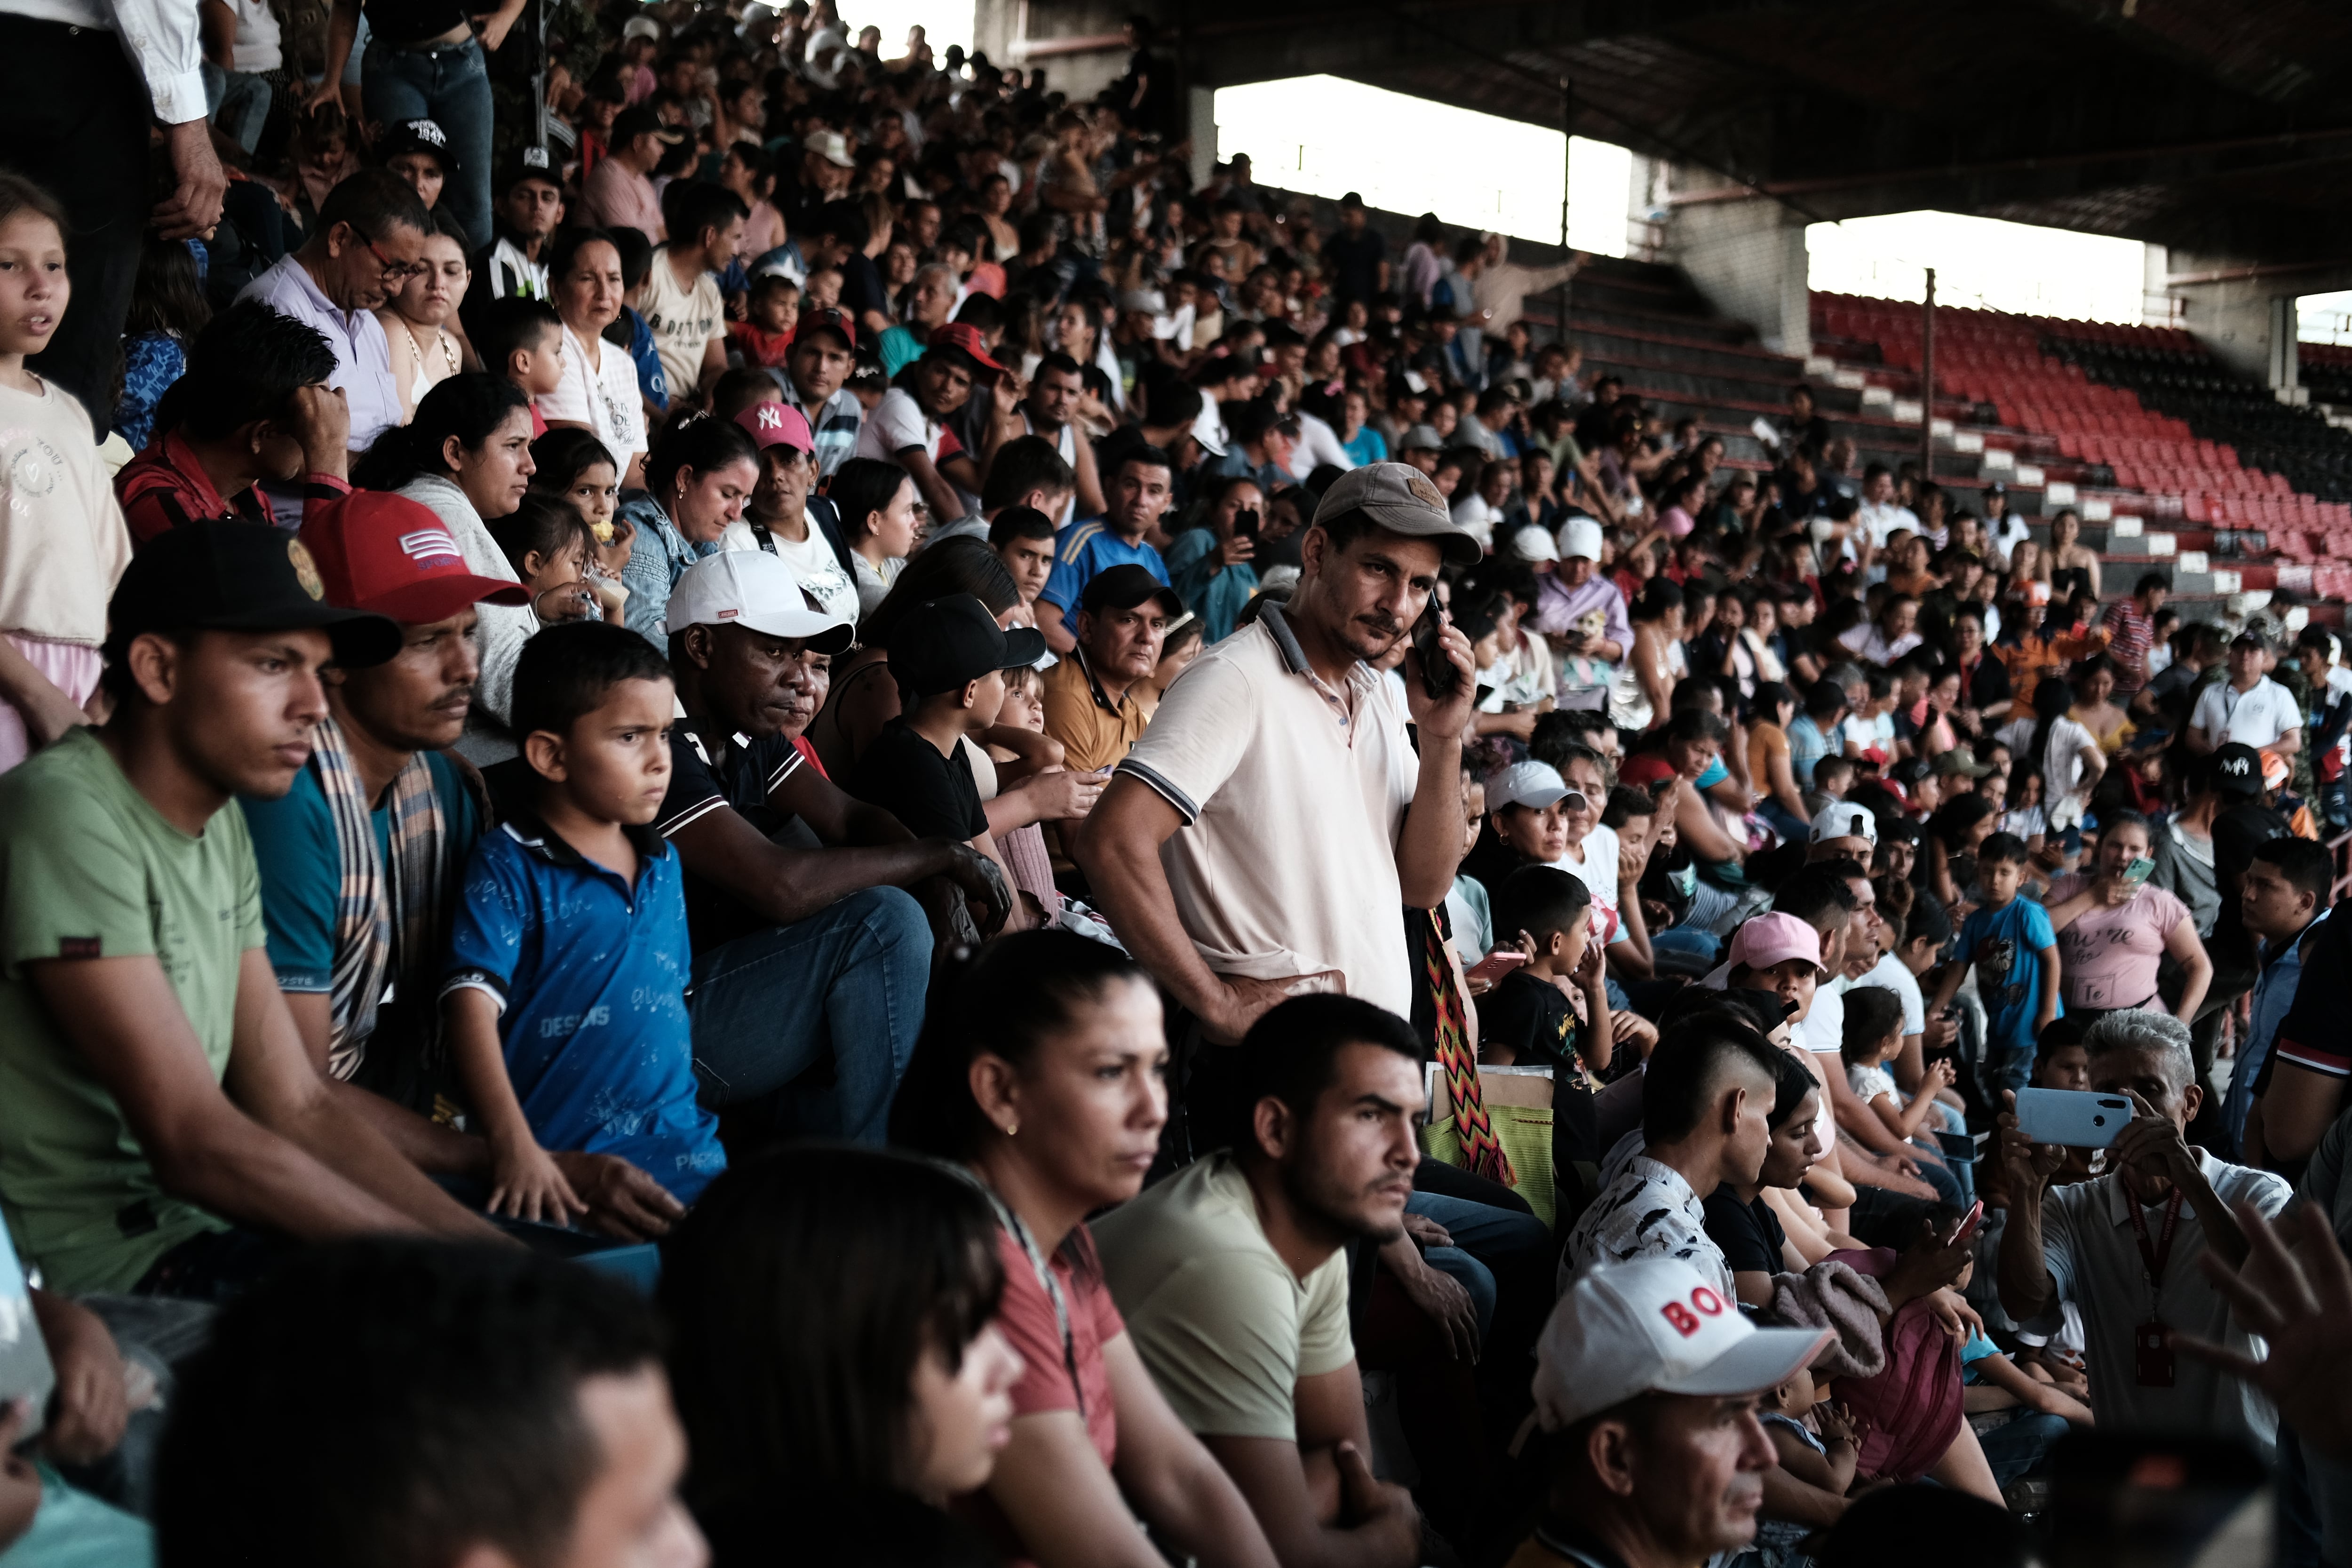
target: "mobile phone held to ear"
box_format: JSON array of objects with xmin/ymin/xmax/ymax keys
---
[
  {"xmin": 2016, "ymin": 1087, "xmax": 2135, "ymax": 1149},
  {"xmin": 1412, "ymin": 600, "xmax": 1459, "ymax": 701}
]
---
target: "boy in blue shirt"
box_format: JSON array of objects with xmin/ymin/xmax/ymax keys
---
[
  {"xmin": 443, "ymin": 621, "xmax": 724, "ymax": 1221},
  {"xmin": 1930, "ymin": 831, "xmax": 2060, "ymax": 1103}
]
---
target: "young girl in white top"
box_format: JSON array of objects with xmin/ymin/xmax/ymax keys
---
[{"xmin": 0, "ymin": 175, "xmax": 135, "ymax": 772}]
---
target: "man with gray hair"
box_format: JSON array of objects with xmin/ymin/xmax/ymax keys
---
[
  {"xmin": 1995, "ymin": 1009, "xmax": 2292, "ymax": 1455},
  {"xmin": 875, "ymin": 261, "xmax": 960, "ymax": 379}
]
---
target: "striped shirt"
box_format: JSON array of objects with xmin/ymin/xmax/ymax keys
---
[{"xmin": 1041, "ymin": 520, "xmax": 1168, "ymax": 614}]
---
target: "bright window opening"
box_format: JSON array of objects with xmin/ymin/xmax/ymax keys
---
[
  {"xmin": 1213, "ymin": 76, "xmax": 1632, "ymax": 254},
  {"xmin": 1806, "ymin": 211, "xmax": 2146, "ymax": 324}
]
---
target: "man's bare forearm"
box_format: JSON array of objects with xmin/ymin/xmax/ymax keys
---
[{"xmin": 1996, "ymin": 1177, "xmax": 2057, "ymax": 1322}]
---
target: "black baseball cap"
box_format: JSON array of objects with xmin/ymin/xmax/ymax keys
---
[
  {"xmin": 2231, "ymin": 627, "xmax": 2270, "ymax": 652},
  {"xmin": 1079, "ymin": 563, "xmax": 1182, "ymax": 618},
  {"xmin": 379, "ymin": 118, "xmax": 456, "ymax": 173},
  {"xmin": 105, "ymin": 520, "xmax": 403, "ymax": 671},
  {"xmin": 494, "ymin": 143, "xmax": 560, "ymax": 196},
  {"xmin": 2208, "ymin": 742, "xmax": 2264, "ymax": 798},
  {"xmin": 886, "ymin": 594, "xmax": 1047, "ymax": 698},
  {"xmin": 612, "ymin": 106, "xmax": 687, "ymax": 148}
]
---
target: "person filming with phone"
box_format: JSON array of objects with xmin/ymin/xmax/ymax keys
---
[
  {"xmin": 2041, "ymin": 810, "xmax": 2211, "ymax": 1026},
  {"xmin": 1995, "ymin": 1011, "xmax": 2291, "ymax": 1457},
  {"xmin": 1075, "ymin": 464, "xmax": 1480, "ymax": 1158}
]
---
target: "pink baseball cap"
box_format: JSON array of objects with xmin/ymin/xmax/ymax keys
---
[
  {"xmin": 734, "ymin": 400, "xmax": 814, "ymax": 454},
  {"xmin": 1728, "ymin": 912, "xmax": 1826, "ymax": 978}
]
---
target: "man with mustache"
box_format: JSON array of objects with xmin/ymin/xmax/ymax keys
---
[
  {"xmin": 657, "ymin": 550, "xmax": 1006, "ymax": 1143},
  {"xmin": 1095, "ymin": 995, "xmax": 1432, "ymax": 1568},
  {"xmin": 241, "ymin": 494, "xmax": 685, "ymax": 1242},
  {"xmin": 0, "ymin": 520, "xmax": 502, "ymax": 1300},
  {"xmin": 1515, "ymin": 1256, "xmax": 1829, "ymax": 1568},
  {"xmin": 1077, "ymin": 463, "xmax": 1480, "ymax": 1149}
]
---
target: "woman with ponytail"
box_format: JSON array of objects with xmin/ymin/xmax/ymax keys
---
[
  {"xmin": 890, "ymin": 932, "xmax": 1280, "ymax": 1568},
  {"xmin": 613, "ymin": 412, "xmax": 760, "ymax": 641},
  {"xmin": 351, "ymin": 372, "xmax": 537, "ymax": 762}
]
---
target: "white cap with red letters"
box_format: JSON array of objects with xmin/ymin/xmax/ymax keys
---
[{"xmin": 1532, "ymin": 1258, "xmax": 1833, "ymax": 1431}]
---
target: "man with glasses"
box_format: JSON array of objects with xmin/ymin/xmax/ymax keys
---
[{"xmin": 237, "ymin": 170, "xmax": 433, "ymax": 452}]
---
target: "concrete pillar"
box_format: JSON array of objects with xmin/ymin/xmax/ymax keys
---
[
  {"xmin": 1669, "ymin": 192, "xmax": 1811, "ymax": 358},
  {"xmin": 2142, "ymin": 244, "xmax": 2173, "ymax": 328},
  {"xmin": 2271, "ymin": 296, "xmax": 2300, "ymax": 393},
  {"xmin": 1188, "ymin": 84, "xmax": 1216, "ymax": 191},
  {"xmin": 2176, "ymin": 271, "xmax": 2288, "ymax": 384}
]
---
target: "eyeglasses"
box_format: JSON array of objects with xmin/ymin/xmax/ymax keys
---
[{"xmin": 361, "ymin": 235, "xmax": 429, "ymax": 283}]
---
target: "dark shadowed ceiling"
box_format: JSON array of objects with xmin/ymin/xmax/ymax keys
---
[{"xmin": 1081, "ymin": 0, "xmax": 2352, "ymax": 262}]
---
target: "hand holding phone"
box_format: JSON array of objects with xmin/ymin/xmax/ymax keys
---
[
  {"xmin": 2015, "ymin": 1087, "xmax": 2136, "ymax": 1149},
  {"xmin": 1948, "ymin": 1199, "xmax": 1985, "ymax": 1247},
  {"xmin": 1411, "ymin": 601, "xmax": 1461, "ymax": 702},
  {"xmin": 1464, "ymin": 949, "xmax": 1530, "ymax": 986}
]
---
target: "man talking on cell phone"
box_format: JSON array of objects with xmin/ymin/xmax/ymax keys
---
[{"xmin": 1076, "ymin": 464, "xmax": 1482, "ymax": 1159}]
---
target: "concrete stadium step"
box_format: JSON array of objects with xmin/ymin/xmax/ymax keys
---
[{"xmin": 1565, "ymin": 301, "xmax": 1755, "ymax": 347}]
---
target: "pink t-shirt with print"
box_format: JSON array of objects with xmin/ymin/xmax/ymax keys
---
[{"xmin": 2044, "ymin": 874, "xmax": 2190, "ymax": 1011}]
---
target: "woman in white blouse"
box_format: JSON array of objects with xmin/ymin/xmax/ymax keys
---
[{"xmin": 537, "ymin": 228, "xmax": 650, "ymax": 490}]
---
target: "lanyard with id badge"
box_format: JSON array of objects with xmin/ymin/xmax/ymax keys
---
[{"xmin": 2125, "ymin": 1186, "xmax": 2185, "ymax": 1387}]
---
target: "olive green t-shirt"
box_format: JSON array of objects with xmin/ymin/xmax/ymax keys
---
[
  {"xmin": 0, "ymin": 729, "xmax": 259, "ymax": 1292},
  {"xmin": 1091, "ymin": 1153, "xmax": 1354, "ymax": 1441}
]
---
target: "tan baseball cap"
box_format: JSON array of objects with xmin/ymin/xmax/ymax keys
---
[{"xmin": 1311, "ymin": 461, "xmax": 1485, "ymax": 568}]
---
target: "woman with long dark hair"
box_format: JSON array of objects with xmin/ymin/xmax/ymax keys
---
[
  {"xmin": 891, "ymin": 933, "xmax": 1280, "ymax": 1568},
  {"xmin": 352, "ymin": 372, "xmax": 536, "ymax": 762},
  {"xmin": 660, "ymin": 1144, "xmax": 1022, "ymax": 1565}
]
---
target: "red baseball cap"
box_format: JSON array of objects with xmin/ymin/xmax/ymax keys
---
[
  {"xmin": 734, "ymin": 400, "xmax": 814, "ymax": 453},
  {"xmin": 300, "ymin": 492, "xmax": 532, "ymax": 625},
  {"xmin": 789, "ymin": 306, "xmax": 856, "ymax": 351},
  {"xmin": 926, "ymin": 320, "xmax": 1005, "ymax": 377}
]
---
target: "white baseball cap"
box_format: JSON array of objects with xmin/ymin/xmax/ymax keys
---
[
  {"xmin": 663, "ymin": 550, "xmax": 856, "ymax": 652},
  {"xmin": 1192, "ymin": 398, "xmax": 1228, "ymax": 458},
  {"xmin": 1557, "ymin": 516, "xmax": 1605, "ymax": 562},
  {"xmin": 1485, "ymin": 760, "xmax": 1586, "ymax": 815},
  {"xmin": 1807, "ymin": 801, "xmax": 1877, "ymax": 849},
  {"xmin": 1507, "ymin": 524, "xmax": 1561, "ymax": 564},
  {"xmin": 1533, "ymin": 1258, "xmax": 1832, "ymax": 1431}
]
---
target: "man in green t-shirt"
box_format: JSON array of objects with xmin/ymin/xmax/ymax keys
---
[{"xmin": 0, "ymin": 521, "xmax": 505, "ymax": 1297}]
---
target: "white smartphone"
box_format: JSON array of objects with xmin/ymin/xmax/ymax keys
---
[{"xmin": 2016, "ymin": 1087, "xmax": 2136, "ymax": 1149}]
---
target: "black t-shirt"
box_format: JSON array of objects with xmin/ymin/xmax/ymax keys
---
[
  {"xmin": 1325, "ymin": 228, "xmax": 1388, "ymax": 303},
  {"xmin": 2209, "ymin": 799, "xmax": 2292, "ymax": 968},
  {"xmin": 848, "ymin": 720, "xmax": 987, "ymax": 844},
  {"xmin": 654, "ymin": 724, "xmax": 819, "ymax": 953},
  {"xmin": 363, "ymin": 0, "xmax": 470, "ymax": 46},
  {"xmin": 839, "ymin": 252, "xmax": 890, "ymax": 326},
  {"xmin": 1702, "ymin": 1186, "xmax": 1788, "ymax": 1277},
  {"xmin": 1481, "ymin": 968, "xmax": 1600, "ymax": 1165}
]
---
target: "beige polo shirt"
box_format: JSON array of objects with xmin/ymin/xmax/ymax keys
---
[
  {"xmin": 1114, "ymin": 603, "xmax": 1419, "ymax": 1019},
  {"xmin": 1092, "ymin": 1153, "xmax": 1353, "ymax": 1440}
]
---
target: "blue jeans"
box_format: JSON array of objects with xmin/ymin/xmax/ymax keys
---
[
  {"xmin": 685, "ymin": 887, "xmax": 929, "ymax": 1144},
  {"xmin": 200, "ymin": 60, "xmax": 271, "ymax": 154},
  {"xmin": 1651, "ymin": 925, "xmax": 1721, "ymax": 961},
  {"xmin": 361, "ymin": 33, "xmax": 492, "ymax": 248},
  {"xmin": 1974, "ymin": 1409, "xmax": 2069, "ymax": 1488},
  {"xmin": 1405, "ymin": 1190, "xmax": 1552, "ymax": 1345}
]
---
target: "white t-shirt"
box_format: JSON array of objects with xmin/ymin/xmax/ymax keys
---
[
  {"xmin": 715, "ymin": 511, "xmax": 862, "ymax": 626},
  {"xmin": 1553, "ymin": 822, "xmax": 1621, "ymax": 945},
  {"xmin": 1859, "ymin": 501, "xmax": 1919, "ymax": 551},
  {"xmin": 1852, "ymin": 950, "xmax": 1925, "ymax": 1037},
  {"xmin": 1796, "ymin": 974, "xmax": 1847, "ymax": 1057},
  {"xmin": 229, "ymin": 0, "xmax": 282, "ymax": 70},
  {"xmin": 639, "ymin": 251, "xmax": 725, "ymax": 402},
  {"xmin": 1847, "ymin": 1060, "xmax": 1898, "ymax": 1105},
  {"xmin": 855, "ymin": 386, "xmax": 952, "ymax": 464},
  {"xmin": 2189, "ymin": 677, "xmax": 2302, "ymax": 750},
  {"xmin": 537, "ymin": 323, "xmax": 649, "ymax": 462}
]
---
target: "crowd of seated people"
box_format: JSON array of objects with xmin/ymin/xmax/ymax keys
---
[{"xmin": 4, "ymin": 0, "xmax": 2352, "ymax": 1565}]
